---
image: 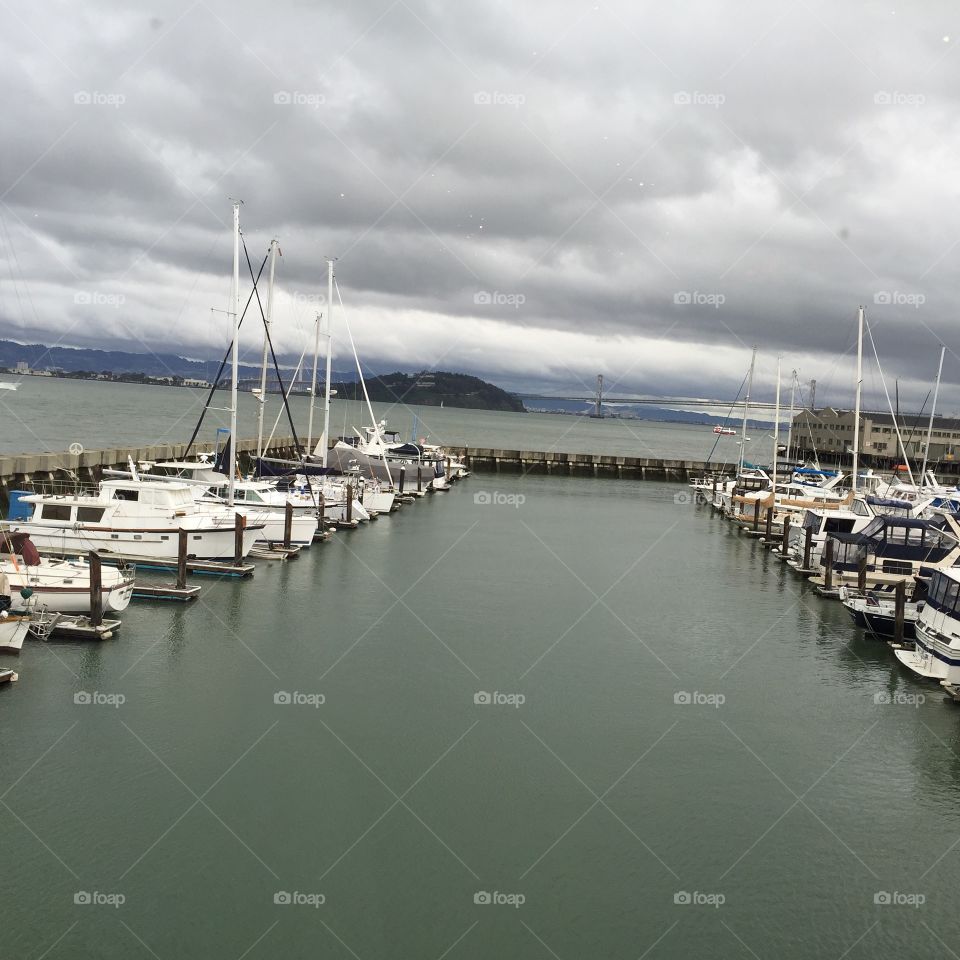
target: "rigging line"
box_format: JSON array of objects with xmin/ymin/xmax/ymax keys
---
[
  {"xmin": 704, "ymin": 369, "xmax": 749, "ymax": 466},
  {"xmin": 183, "ymin": 249, "xmax": 269, "ymax": 459},
  {"xmin": 240, "ymin": 238, "xmax": 305, "ymax": 462},
  {"xmin": 865, "ymin": 312, "xmax": 916, "ymax": 486}
]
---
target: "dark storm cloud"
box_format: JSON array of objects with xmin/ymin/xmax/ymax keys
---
[{"xmin": 1, "ymin": 0, "xmax": 959, "ymax": 408}]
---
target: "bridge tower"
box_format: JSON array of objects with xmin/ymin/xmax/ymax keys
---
[{"xmin": 591, "ymin": 374, "xmax": 604, "ymax": 418}]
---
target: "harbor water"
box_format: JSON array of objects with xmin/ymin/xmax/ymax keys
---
[{"xmin": 2, "ymin": 385, "xmax": 959, "ymax": 957}]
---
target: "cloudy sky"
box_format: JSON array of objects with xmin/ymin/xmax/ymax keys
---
[{"xmin": 1, "ymin": 0, "xmax": 958, "ymax": 410}]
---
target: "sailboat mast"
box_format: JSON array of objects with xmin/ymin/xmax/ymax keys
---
[
  {"xmin": 322, "ymin": 258, "xmax": 334, "ymax": 468},
  {"xmin": 921, "ymin": 345, "xmax": 946, "ymax": 490},
  {"xmin": 786, "ymin": 370, "xmax": 796, "ymax": 463},
  {"xmin": 228, "ymin": 201, "xmax": 241, "ymax": 507},
  {"xmin": 306, "ymin": 311, "xmax": 321, "ymax": 453},
  {"xmin": 772, "ymin": 357, "xmax": 781, "ymax": 498},
  {"xmin": 257, "ymin": 239, "xmax": 279, "ymax": 460},
  {"xmin": 739, "ymin": 346, "xmax": 757, "ymax": 476},
  {"xmin": 852, "ymin": 305, "xmax": 863, "ymax": 497}
]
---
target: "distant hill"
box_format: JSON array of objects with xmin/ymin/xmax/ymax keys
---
[{"xmin": 332, "ymin": 371, "xmax": 526, "ymax": 412}]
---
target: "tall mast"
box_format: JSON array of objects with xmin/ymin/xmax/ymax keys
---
[
  {"xmin": 739, "ymin": 346, "xmax": 757, "ymax": 476},
  {"xmin": 921, "ymin": 345, "xmax": 946, "ymax": 490},
  {"xmin": 322, "ymin": 258, "xmax": 335, "ymax": 468},
  {"xmin": 228, "ymin": 201, "xmax": 241, "ymax": 507},
  {"xmin": 771, "ymin": 356, "xmax": 781, "ymax": 498},
  {"xmin": 257, "ymin": 239, "xmax": 279, "ymax": 460},
  {"xmin": 306, "ymin": 311, "xmax": 322, "ymax": 453},
  {"xmin": 852, "ymin": 305, "xmax": 863, "ymax": 497},
  {"xmin": 786, "ymin": 369, "xmax": 797, "ymax": 464}
]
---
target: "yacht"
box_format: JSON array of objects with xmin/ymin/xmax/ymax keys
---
[
  {"xmin": 8, "ymin": 479, "xmax": 264, "ymax": 561},
  {"xmin": 895, "ymin": 568, "xmax": 960, "ymax": 682}
]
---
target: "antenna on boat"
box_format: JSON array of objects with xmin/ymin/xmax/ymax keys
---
[
  {"xmin": 920, "ymin": 345, "xmax": 946, "ymax": 492},
  {"xmin": 322, "ymin": 257, "xmax": 337, "ymax": 469},
  {"xmin": 738, "ymin": 346, "xmax": 757, "ymax": 476},
  {"xmin": 228, "ymin": 201, "xmax": 241, "ymax": 507},
  {"xmin": 852, "ymin": 305, "xmax": 863, "ymax": 497},
  {"xmin": 257, "ymin": 239, "xmax": 280, "ymax": 460},
  {"xmin": 772, "ymin": 356, "xmax": 781, "ymax": 499}
]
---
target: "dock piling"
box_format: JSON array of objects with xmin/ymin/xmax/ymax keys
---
[
  {"xmin": 283, "ymin": 502, "xmax": 293, "ymax": 549},
  {"xmin": 234, "ymin": 513, "xmax": 244, "ymax": 566},
  {"xmin": 346, "ymin": 484, "xmax": 353, "ymax": 524},
  {"xmin": 824, "ymin": 538, "xmax": 834, "ymax": 591},
  {"xmin": 176, "ymin": 529, "xmax": 188, "ymax": 590},
  {"xmin": 857, "ymin": 555, "xmax": 867, "ymax": 593},
  {"xmin": 88, "ymin": 551, "xmax": 103, "ymax": 627},
  {"xmin": 781, "ymin": 515, "xmax": 791, "ymax": 554},
  {"xmin": 398, "ymin": 467, "xmax": 406, "ymax": 495},
  {"xmin": 894, "ymin": 580, "xmax": 906, "ymax": 644},
  {"xmin": 803, "ymin": 526, "xmax": 812, "ymax": 570}
]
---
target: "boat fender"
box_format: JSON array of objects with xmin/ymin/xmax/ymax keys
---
[{"xmin": 19, "ymin": 587, "xmax": 33, "ymax": 600}]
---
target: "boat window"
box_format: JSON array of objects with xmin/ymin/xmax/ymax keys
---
[
  {"xmin": 881, "ymin": 560, "xmax": 912, "ymax": 576},
  {"xmin": 946, "ymin": 581, "xmax": 960, "ymax": 613},
  {"xmin": 76, "ymin": 507, "xmax": 105, "ymax": 523},
  {"xmin": 851, "ymin": 500, "xmax": 870, "ymax": 516},
  {"xmin": 40, "ymin": 504, "xmax": 72, "ymax": 521},
  {"xmin": 824, "ymin": 518, "xmax": 856, "ymax": 534},
  {"xmin": 113, "ymin": 489, "xmax": 139, "ymax": 502}
]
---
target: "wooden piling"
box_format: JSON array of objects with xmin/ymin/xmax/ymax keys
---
[
  {"xmin": 857, "ymin": 554, "xmax": 867, "ymax": 593},
  {"xmin": 176, "ymin": 529, "xmax": 188, "ymax": 590},
  {"xmin": 824, "ymin": 538, "xmax": 834, "ymax": 591},
  {"xmin": 753, "ymin": 499, "xmax": 760, "ymax": 531},
  {"xmin": 283, "ymin": 502, "xmax": 293, "ymax": 549},
  {"xmin": 398, "ymin": 467, "xmax": 406, "ymax": 495},
  {"xmin": 346, "ymin": 484, "xmax": 353, "ymax": 523},
  {"xmin": 234, "ymin": 512, "xmax": 244, "ymax": 565},
  {"xmin": 781, "ymin": 515, "xmax": 791, "ymax": 554},
  {"xmin": 88, "ymin": 551, "xmax": 103, "ymax": 627},
  {"xmin": 417, "ymin": 467, "xmax": 423, "ymax": 493},
  {"xmin": 765, "ymin": 506, "xmax": 773, "ymax": 539},
  {"xmin": 894, "ymin": 579, "xmax": 906, "ymax": 644}
]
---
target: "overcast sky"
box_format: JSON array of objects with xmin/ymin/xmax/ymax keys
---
[{"xmin": 1, "ymin": 0, "xmax": 959, "ymax": 410}]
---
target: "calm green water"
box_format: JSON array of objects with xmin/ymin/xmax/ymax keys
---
[
  {"xmin": 0, "ymin": 376, "xmax": 731, "ymax": 461},
  {"xmin": 3, "ymin": 473, "xmax": 959, "ymax": 958}
]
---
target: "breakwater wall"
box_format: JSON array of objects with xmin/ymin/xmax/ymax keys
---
[{"xmin": 452, "ymin": 448, "xmax": 714, "ymax": 479}]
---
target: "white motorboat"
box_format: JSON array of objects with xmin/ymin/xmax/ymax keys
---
[
  {"xmin": 896, "ymin": 568, "xmax": 960, "ymax": 683},
  {"xmin": 0, "ymin": 534, "xmax": 134, "ymax": 612},
  {"xmin": 8, "ymin": 479, "xmax": 264, "ymax": 561}
]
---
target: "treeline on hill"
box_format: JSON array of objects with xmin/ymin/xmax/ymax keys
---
[{"xmin": 332, "ymin": 371, "xmax": 525, "ymax": 412}]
